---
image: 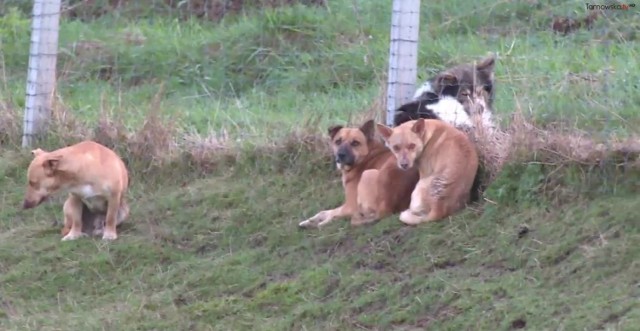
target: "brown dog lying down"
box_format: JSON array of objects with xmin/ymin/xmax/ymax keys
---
[
  {"xmin": 377, "ymin": 118, "xmax": 479, "ymax": 224},
  {"xmin": 299, "ymin": 119, "xmax": 419, "ymax": 228},
  {"xmin": 22, "ymin": 140, "xmax": 130, "ymax": 241}
]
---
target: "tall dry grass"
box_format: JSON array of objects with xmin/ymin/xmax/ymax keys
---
[{"xmin": 3, "ymin": 85, "xmax": 639, "ymax": 198}]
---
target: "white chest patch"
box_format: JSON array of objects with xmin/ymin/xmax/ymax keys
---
[
  {"xmin": 71, "ymin": 185, "xmax": 99, "ymax": 198},
  {"xmin": 70, "ymin": 185, "xmax": 108, "ymax": 213},
  {"xmin": 425, "ymin": 96, "xmax": 473, "ymax": 128}
]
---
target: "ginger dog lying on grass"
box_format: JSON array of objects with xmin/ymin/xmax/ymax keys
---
[
  {"xmin": 377, "ymin": 118, "xmax": 479, "ymax": 225},
  {"xmin": 22, "ymin": 140, "xmax": 130, "ymax": 241},
  {"xmin": 299, "ymin": 119, "xmax": 419, "ymax": 228}
]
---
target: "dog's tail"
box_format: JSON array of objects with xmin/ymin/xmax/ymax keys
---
[
  {"xmin": 469, "ymin": 164, "xmax": 484, "ymax": 203},
  {"xmin": 393, "ymin": 99, "xmax": 441, "ymax": 127}
]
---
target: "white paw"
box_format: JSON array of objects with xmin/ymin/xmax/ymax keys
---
[
  {"xmin": 299, "ymin": 219, "xmax": 317, "ymax": 228},
  {"xmin": 399, "ymin": 210, "xmax": 412, "ymax": 222},
  {"xmin": 102, "ymin": 231, "xmax": 118, "ymax": 241},
  {"xmin": 399, "ymin": 210, "xmax": 422, "ymax": 225},
  {"xmin": 61, "ymin": 231, "xmax": 87, "ymax": 241}
]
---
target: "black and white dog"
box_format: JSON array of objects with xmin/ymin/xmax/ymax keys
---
[{"xmin": 393, "ymin": 54, "xmax": 497, "ymax": 131}]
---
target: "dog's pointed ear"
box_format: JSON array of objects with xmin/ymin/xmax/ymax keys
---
[
  {"xmin": 327, "ymin": 125, "xmax": 343, "ymax": 140},
  {"xmin": 42, "ymin": 154, "xmax": 63, "ymax": 176},
  {"xmin": 437, "ymin": 72, "xmax": 458, "ymax": 87},
  {"xmin": 359, "ymin": 119, "xmax": 375, "ymax": 141},
  {"xmin": 376, "ymin": 123, "xmax": 393, "ymax": 140},
  {"xmin": 31, "ymin": 148, "xmax": 46, "ymax": 157},
  {"xmin": 411, "ymin": 118, "xmax": 426, "ymax": 135},
  {"xmin": 476, "ymin": 54, "xmax": 496, "ymax": 73}
]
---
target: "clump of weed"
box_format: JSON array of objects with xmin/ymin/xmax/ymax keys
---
[
  {"xmin": 0, "ymin": 97, "xmax": 21, "ymax": 147},
  {"xmin": 471, "ymin": 110, "xmax": 640, "ymax": 205}
]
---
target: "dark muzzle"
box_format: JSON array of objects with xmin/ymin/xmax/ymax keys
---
[
  {"xmin": 398, "ymin": 162, "xmax": 411, "ymax": 170},
  {"xmin": 22, "ymin": 196, "xmax": 47, "ymax": 209},
  {"xmin": 335, "ymin": 145, "xmax": 355, "ymax": 166}
]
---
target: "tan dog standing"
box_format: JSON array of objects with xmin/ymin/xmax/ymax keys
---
[
  {"xmin": 22, "ymin": 140, "xmax": 130, "ymax": 241},
  {"xmin": 377, "ymin": 119, "xmax": 478, "ymax": 225},
  {"xmin": 299, "ymin": 120, "xmax": 419, "ymax": 228}
]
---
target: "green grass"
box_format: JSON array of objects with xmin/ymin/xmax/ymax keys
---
[
  {"xmin": 1, "ymin": 0, "xmax": 640, "ymax": 330},
  {"xmin": 0, "ymin": 153, "xmax": 638, "ymax": 330}
]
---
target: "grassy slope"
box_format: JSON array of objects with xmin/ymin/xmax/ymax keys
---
[
  {"xmin": 1, "ymin": 154, "xmax": 639, "ymax": 330},
  {"xmin": 1, "ymin": 0, "xmax": 640, "ymax": 330}
]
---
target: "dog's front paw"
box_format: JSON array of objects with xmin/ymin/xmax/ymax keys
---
[
  {"xmin": 298, "ymin": 218, "xmax": 318, "ymax": 228},
  {"xmin": 299, "ymin": 211, "xmax": 326, "ymax": 229},
  {"xmin": 102, "ymin": 231, "xmax": 118, "ymax": 241},
  {"xmin": 61, "ymin": 231, "xmax": 87, "ymax": 241}
]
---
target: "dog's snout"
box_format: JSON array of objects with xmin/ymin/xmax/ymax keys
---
[
  {"xmin": 397, "ymin": 155, "xmax": 412, "ymax": 170},
  {"xmin": 22, "ymin": 199, "xmax": 35, "ymax": 209},
  {"xmin": 22, "ymin": 195, "xmax": 47, "ymax": 209},
  {"xmin": 335, "ymin": 146, "xmax": 355, "ymax": 165}
]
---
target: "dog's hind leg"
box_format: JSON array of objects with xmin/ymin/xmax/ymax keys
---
[
  {"xmin": 61, "ymin": 194, "xmax": 88, "ymax": 241},
  {"xmin": 351, "ymin": 169, "xmax": 383, "ymax": 226},
  {"xmin": 399, "ymin": 178, "xmax": 431, "ymax": 225},
  {"xmin": 423, "ymin": 200, "xmax": 449, "ymax": 222},
  {"xmin": 102, "ymin": 192, "xmax": 123, "ymax": 241},
  {"xmin": 424, "ymin": 178, "xmax": 471, "ymax": 222},
  {"xmin": 87, "ymin": 198, "xmax": 128, "ymax": 237}
]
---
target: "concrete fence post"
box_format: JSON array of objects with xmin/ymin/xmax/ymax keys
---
[
  {"xmin": 386, "ymin": 0, "xmax": 421, "ymax": 126},
  {"xmin": 22, "ymin": 0, "xmax": 62, "ymax": 147}
]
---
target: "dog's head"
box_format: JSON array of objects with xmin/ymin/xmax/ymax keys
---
[
  {"xmin": 377, "ymin": 119, "xmax": 427, "ymax": 170},
  {"xmin": 327, "ymin": 119, "xmax": 377, "ymax": 171},
  {"xmin": 430, "ymin": 54, "xmax": 496, "ymax": 109},
  {"xmin": 22, "ymin": 148, "xmax": 65, "ymax": 209},
  {"xmin": 461, "ymin": 84, "xmax": 496, "ymax": 130}
]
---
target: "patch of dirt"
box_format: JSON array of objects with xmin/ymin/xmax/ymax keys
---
[
  {"xmin": 248, "ymin": 232, "xmax": 268, "ymax": 248},
  {"xmin": 473, "ymin": 261, "xmax": 517, "ymax": 278},
  {"xmin": 414, "ymin": 304, "xmax": 464, "ymax": 329},
  {"xmin": 354, "ymin": 258, "xmax": 391, "ymax": 271},
  {"xmin": 511, "ymin": 318, "xmax": 527, "ymax": 329},
  {"xmin": 240, "ymin": 280, "xmax": 268, "ymax": 298},
  {"xmin": 595, "ymin": 304, "xmax": 636, "ymax": 330},
  {"xmin": 195, "ymin": 241, "xmax": 219, "ymax": 255},
  {"xmin": 315, "ymin": 235, "xmax": 356, "ymax": 257},
  {"xmin": 321, "ymin": 276, "xmax": 341, "ymax": 300},
  {"xmin": 550, "ymin": 247, "xmax": 577, "ymax": 266}
]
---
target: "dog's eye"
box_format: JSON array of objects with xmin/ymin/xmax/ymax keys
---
[
  {"xmin": 350, "ymin": 141, "xmax": 360, "ymax": 147},
  {"xmin": 334, "ymin": 138, "xmax": 342, "ymax": 145},
  {"xmin": 28, "ymin": 180, "xmax": 37, "ymax": 188},
  {"xmin": 392, "ymin": 145, "xmax": 401, "ymax": 152},
  {"xmin": 460, "ymin": 90, "xmax": 470, "ymax": 97},
  {"xmin": 407, "ymin": 143, "xmax": 416, "ymax": 150}
]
